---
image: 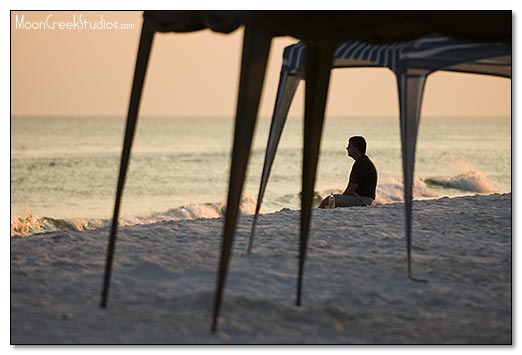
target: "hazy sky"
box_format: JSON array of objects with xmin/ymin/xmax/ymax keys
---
[{"xmin": 11, "ymin": 11, "xmax": 511, "ymax": 118}]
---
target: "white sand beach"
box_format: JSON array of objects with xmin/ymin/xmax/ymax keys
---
[{"xmin": 10, "ymin": 193, "xmax": 511, "ymax": 344}]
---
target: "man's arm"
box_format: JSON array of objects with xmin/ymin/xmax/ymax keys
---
[{"xmin": 343, "ymin": 182, "xmax": 358, "ymax": 195}]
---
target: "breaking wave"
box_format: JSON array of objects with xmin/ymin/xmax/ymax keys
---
[
  {"xmin": 424, "ymin": 170, "xmax": 495, "ymax": 193},
  {"xmin": 374, "ymin": 178, "xmax": 439, "ymax": 204},
  {"xmin": 11, "ymin": 197, "xmax": 258, "ymax": 237},
  {"xmin": 374, "ymin": 168, "xmax": 496, "ymax": 204},
  {"xmin": 11, "ymin": 168, "xmax": 497, "ymax": 237},
  {"xmin": 10, "ymin": 209, "xmax": 108, "ymax": 237}
]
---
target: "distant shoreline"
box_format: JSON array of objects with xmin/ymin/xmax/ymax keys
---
[{"xmin": 11, "ymin": 192, "xmax": 511, "ymax": 238}]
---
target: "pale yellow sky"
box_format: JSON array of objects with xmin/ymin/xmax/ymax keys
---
[{"xmin": 11, "ymin": 11, "xmax": 511, "ymax": 118}]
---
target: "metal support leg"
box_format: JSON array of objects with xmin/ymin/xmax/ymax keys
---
[
  {"xmin": 296, "ymin": 43, "xmax": 335, "ymax": 306},
  {"xmin": 101, "ymin": 21, "xmax": 155, "ymax": 308},
  {"xmin": 396, "ymin": 67, "xmax": 429, "ymax": 283},
  {"xmin": 211, "ymin": 24, "xmax": 272, "ymax": 331}
]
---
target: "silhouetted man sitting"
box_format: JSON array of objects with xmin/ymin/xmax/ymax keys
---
[{"xmin": 319, "ymin": 136, "xmax": 377, "ymax": 208}]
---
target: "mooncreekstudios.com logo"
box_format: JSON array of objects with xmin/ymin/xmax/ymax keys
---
[{"xmin": 15, "ymin": 13, "xmax": 135, "ymax": 31}]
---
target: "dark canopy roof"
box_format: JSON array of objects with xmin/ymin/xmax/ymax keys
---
[
  {"xmin": 282, "ymin": 35, "xmax": 511, "ymax": 77},
  {"xmin": 146, "ymin": 10, "xmax": 511, "ymax": 44}
]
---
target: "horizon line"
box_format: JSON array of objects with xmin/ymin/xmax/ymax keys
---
[{"xmin": 10, "ymin": 114, "xmax": 512, "ymax": 119}]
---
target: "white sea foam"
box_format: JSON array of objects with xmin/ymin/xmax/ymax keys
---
[
  {"xmin": 11, "ymin": 168, "xmax": 499, "ymax": 237},
  {"xmin": 10, "ymin": 208, "xmax": 108, "ymax": 237},
  {"xmin": 424, "ymin": 168, "xmax": 496, "ymax": 193},
  {"xmin": 374, "ymin": 177, "xmax": 439, "ymax": 204},
  {"xmin": 10, "ymin": 197, "xmax": 259, "ymax": 237}
]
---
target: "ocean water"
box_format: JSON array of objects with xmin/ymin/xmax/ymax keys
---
[{"xmin": 11, "ymin": 115, "xmax": 511, "ymax": 236}]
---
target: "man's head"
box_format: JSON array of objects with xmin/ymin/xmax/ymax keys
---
[{"xmin": 346, "ymin": 136, "xmax": 367, "ymax": 159}]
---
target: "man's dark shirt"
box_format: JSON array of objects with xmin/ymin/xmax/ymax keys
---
[{"xmin": 349, "ymin": 155, "xmax": 378, "ymax": 199}]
